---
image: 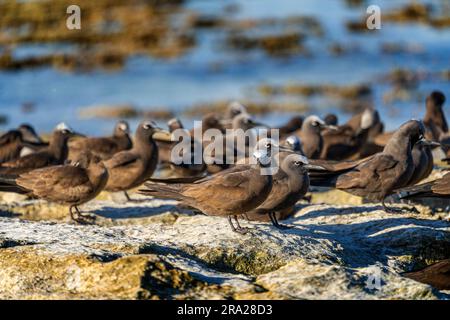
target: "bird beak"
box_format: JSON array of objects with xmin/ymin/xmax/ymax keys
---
[
  {"xmin": 324, "ymin": 124, "xmax": 338, "ymax": 131},
  {"xmin": 219, "ymin": 119, "xmax": 232, "ymax": 126},
  {"xmin": 152, "ymin": 129, "xmax": 173, "ymax": 142},
  {"xmin": 70, "ymin": 131, "xmax": 87, "ymax": 139},
  {"xmin": 278, "ymin": 146, "xmax": 295, "ymax": 153},
  {"xmin": 416, "ymin": 139, "xmax": 441, "ymax": 147},
  {"xmin": 304, "ymin": 164, "xmax": 327, "ymax": 171}
]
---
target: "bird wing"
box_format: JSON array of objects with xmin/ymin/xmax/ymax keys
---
[
  {"xmin": 16, "ymin": 165, "xmax": 92, "ymax": 203},
  {"xmin": 104, "ymin": 151, "xmax": 139, "ymax": 169},
  {"xmin": 183, "ymin": 167, "xmax": 255, "ymax": 205},
  {"xmin": 0, "ymin": 150, "xmax": 54, "ymax": 169},
  {"xmin": 70, "ymin": 137, "xmax": 118, "ymax": 155},
  {"xmin": 336, "ymin": 153, "xmax": 398, "ymax": 190},
  {"xmin": 257, "ymin": 171, "xmax": 290, "ymax": 210}
]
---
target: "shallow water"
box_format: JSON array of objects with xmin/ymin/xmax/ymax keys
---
[{"xmin": 0, "ymin": 0, "xmax": 449, "ymax": 135}]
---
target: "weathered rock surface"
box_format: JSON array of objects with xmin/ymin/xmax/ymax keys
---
[{"xmin": 0, "ymin": 190, "xmax": 450, "ymax": 299}]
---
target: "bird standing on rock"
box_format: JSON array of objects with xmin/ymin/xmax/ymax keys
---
[
  {"xmin": 103, "ymin": 121, "xmax": 172, "ymax": 201},
  {"xmin": 244, "ymin": 153, "xmax": 315, "ymax": 229},
  {"xmin": 0, "ymin": 151, "xmax": 108, "ymax": 224},
  {"xmin": 310, "ymin": 120, "xmax": 428, "ymax": 213},
  {"xmin": 139, "ymin": 139, "xmax": 277, "ymax": 234}
]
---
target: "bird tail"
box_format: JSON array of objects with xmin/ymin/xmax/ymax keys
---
[
  {"xmin": 139, "ymin": 182, "xmax": 190, "ymax": 202},
  {"xmin": 0, "ymin": 174, "xmax": 28, "ymax": 194},
  {"xmin": 397, "ymin": 181, "xmax": 435, "ymax": 199}
]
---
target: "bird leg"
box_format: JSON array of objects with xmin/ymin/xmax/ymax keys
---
[
  {"xmin": 123, "ymin": 191, "xmax": 146, "ymax": 203},
  {"xmin": 228, "ymin": 216, "xmax": 249, "ymax": 234},
  {"xmin": 124, "ymin": 191, "xmax": 132, "ymax": 201},
  {"xmin": 69, "ymin": 206, "xmax": 95, "ymax": 225},
  {"xmin": 269, "ymin": 212, "xmax": 292, "ymax": 230}
]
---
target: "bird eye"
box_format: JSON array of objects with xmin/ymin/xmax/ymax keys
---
[
  {"xmin": 143, "ymin": 124, "xmax": 151, "ymax": 130},
  {"xmin": 294, "ymin": 161, "xmax": 301, "ymax": 166},
  {"xmin": 312, "ymin": 121, "xmax": 319, "ymax": 127}
]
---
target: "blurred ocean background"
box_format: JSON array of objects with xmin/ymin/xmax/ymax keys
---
[{"xmin": 0, "ymin": 0, "xmax": 449, "ymax": 135}]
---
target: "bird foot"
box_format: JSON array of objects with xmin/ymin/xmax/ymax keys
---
[
  {"xmin": 402, "ymin": 206, "xmax": 419, "ymax": 214},
  {"xmin": 72, "ymin": 214, "xmax": 96, "ymax": 225},
  {"xmin": 70, "ymin": 208, "xmax": 96, "ymax": 225},
  {"xmin": 233, "ymin": 226, "xmax": 250, "ymax": 234}
]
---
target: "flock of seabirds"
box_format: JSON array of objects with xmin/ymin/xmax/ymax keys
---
[{"xmin": 0, "ymin": 91, "xmax": 450, "ymax": 234}]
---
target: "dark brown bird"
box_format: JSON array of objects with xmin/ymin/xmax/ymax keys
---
[
  {"xmin": 324, "ymin": 113, "xmax": 338, "ymax": 126},
  {"xmin": 139, "ymin": 140, "xmax": 275, "ymax": 234},
  {"xmin": 404, "ymin": 259, "xmax": 450, "ymax": 290},
  {"xmin": 399, "ymin": 171, "xmax": 450, "ymax": 200},
  {"xmin": 320, "ymin": 108, "xmax": 379, "ymax": 160},
  {"xmin": 278, "ymin": 116, "xmax": 304, "ymax": 138},
  {"xmin": 0, "ymin": 151, "xmax": 108, "ymax": 224},
  {"xmin": 294, "ymin": 115, "xmax": 337, "ymax": 159},
  {"xmin": 157, "ymin": 118, "xmax": 184, "ymax": 165},
  {"xmin": 103, "ymin": 121, "xmax": 171, "ymax": 200},
  {"xmin": 68, "ymin": 120, "xmax": 132, "ymax": 161},
  {"xmin": 372, "ymin": 91, "xmax": 446, "ymax": 148},
  {"xmin": 0, "ymin": 123, "xmax": 80, "ymax": 175},
  {"xmin": 310, "ymin": 120, "xmax": 426, "ymax": 213},
  {"xmin": 407, "ymin": 139, "xmax": 440, "ymax": 186},
  {"xmin": 159, "ymin": 118, "xmax": 207, "ymax": 178},
  {"xmin": 188, "ymin": 113, "xmax": 227, "ymax": 174},
  {"xmin": 244, "ymin": 153, "xmax": 312, "ymax": 229},
  {"xmin": 0, "ymin": 124, "xmax": 47, "ymax": 163},
  {"xmin": 423, "ymin": 90, "xmax": 447, "ymax": 141}
]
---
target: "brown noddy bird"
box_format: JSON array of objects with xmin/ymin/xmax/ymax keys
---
[
  {"xmin": 423, "ymin": 90, "xmax": 447, "ymax": 141},
  {"xmin": 224, "ymin": 101, "xmax": 248, "ymax": 120},
  {"xmin": 320, "ymin": 108, "xmax": 379, "ymax": 160},
  {"xmin": 158, "ymin": 118, "xmax": 184, "ymax": 165},
  {"xmin": 103, "ymin": 121, "xmax": 171, "ymax": 199},
  {"xmin": 0, "ymin": 151, "xmax": 108, "ymax": 224},
  {"xmin": 310, "ymin": 120, "xmax": 427, "ymax": 213},
  {"xmin": 68, "ymin": 120, "xmax": 132, "ymax": 161},
  {"xmin": 0, "ymin": 124, "xmax": 47, "ymax": 163},
  {"xmin": 278, "ymin": 116, "xmax": 304, "ymax": 138},
  {"xmin": 0, "ymin": 123, "xmax": 80, "ymax": 175},
  {"xmin": 139, "ymin": 139, "xmax": 276, "ymax": 234},
  {"xmin": 407, "ymin": 139, "xmax": 440, "ymax": 186},
  {"xmin": 324, "ymin": 113, "xmax": 338, "ymax": 126},
  {"xmin": 373, "ymin": 91, "xmax": 446, "ymax": 147},
  {"xmin": 404, "ymin": 259, "xmax": 450, "ymax": 290},
  {"xmin": 244, "ymin": 153, "xmax": 313, "ymax": 229},
  {"xmin": 158, "ymin": 118, "xmax": 207, "ymax": 178},
  {"xmin": 293, "ymin": 115, "xmax": 337, "ymax": 159}
]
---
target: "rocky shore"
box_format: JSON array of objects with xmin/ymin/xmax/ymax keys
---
[{"xmin": 1, "ymin": 187, "xmax": 449, "ymax": 300}]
